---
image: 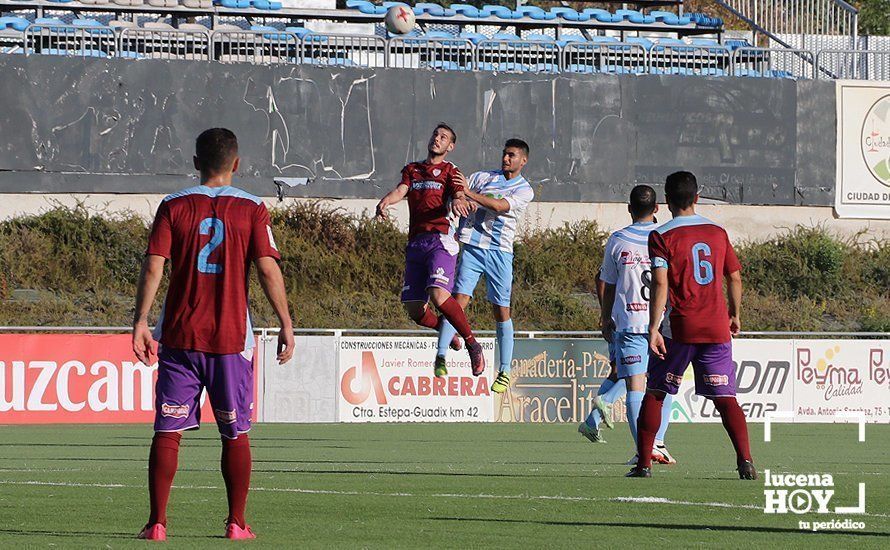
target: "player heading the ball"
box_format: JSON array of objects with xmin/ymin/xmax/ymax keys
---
[{"xmin": 376, "ymin": 124, "xmax": 486, "ymax": 376}]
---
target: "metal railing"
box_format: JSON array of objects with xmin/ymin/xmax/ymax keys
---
[
  {"xmin": 731, "ymin": 47, "xmax": 816, "ymax": 79},
  {"xmin": 713, "ymin": 0, "xmax": 858, "ymax": 50},
  {"xmin": 475, "ymin": 38, "xmax": 561, "ymax": 74},
  {"xmin": 388, "ymin": 36, "xmax": 475, "ymax": 71},
  {"xmin": 816, "ymin": 49, "xmax": 890, "ymax": 81},
  {"xmin": 211, "ymin": 29, "xmax": 299, "ymax": 64},
  {"xmin": 650, "ymin": 42, "xmax": 731, "ymax": 76},
  {"xmin": 563, "ymin": 42, "xmax": 648, "ymax": 75},
  {"xmin": 120, "ymin": 27, "xmax": 211, "ymax": 61},
  {"xmin": 9, "ymin": 26, "xmax": 890, "ymax": 81},
  {"xmin": 25, "ymin": 23, "xmax": 117, "ymax": 58},
  {"xmin": 300, "ymin": 33, "xmax": 386, "ymax": 68}
]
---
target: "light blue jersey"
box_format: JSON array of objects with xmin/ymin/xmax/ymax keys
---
[{"xmin": 456, "ymin": 171, "xmax": 533, "ymax": 254}]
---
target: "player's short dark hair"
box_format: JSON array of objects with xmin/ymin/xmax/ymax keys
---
[
  {"xmin": 629, "ymin": 185, "xmax": 657, "ymax": 217},
  {"xmin": 664, "ymin": 171, "xmax": 698, "ymax": 209},
  {"xmin": 504, "ymin": 138, "xmax": 529, "ymax": 157},
  {"xmin": 195, "ymin": 128, "xmax": 239, "ymax": 174},
  {"xmin": 434, "ymin": 123, "xmax": 457, "ymax": 144}
]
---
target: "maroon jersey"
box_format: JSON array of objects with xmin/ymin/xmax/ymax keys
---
[
  {"xmin": 399, "ymin": 160, "xmax": 462, "ymax": 238},
  {"xmin": 147, "ymin": 185, "xmax": 280, "ymax": 354},
  {"xmin": 648, "ymin": 214, "xmax": 741, "ymax": 344}
]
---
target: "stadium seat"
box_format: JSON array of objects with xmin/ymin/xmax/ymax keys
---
[
  {"xmin": 625, "ymin": 36, "xmax": 654, "ymax": 50},
  {"xmin": 651, "ymin": 11, "xmax": 693, "ymax": 25},
  {"xmin": 178, "ymin": 23, "xmax": 211, "ymax": 31},
  {"xmin": 481, "ymin": 5, "xmax": 517, "ymax": 20},
  {"xmin": 726, "ymin": 39, "xmax": 752, "ymax": 51},
  {"xmin": 525, "ymin": 33, "xmax": 555, "ymax": 43},
  {"xmin": 582, "ymin": 9, "xmax": 622, "ymax": 23},
  {"xmin": 514, "ymin": 6, "xmax": 556, "ymax": 21},
  {"xmin": 143, "ymin": 22, "xmax": 174, "ymax": 29},
  {"xmin": 413, "ymin": 3, "xmax": 455, "ymax": 17},
  {"xmin": 216, "ymin": 0, "xmax": 252, "ymax": 8},
  {"xmin": 450, "ymin": 4, "xmax": 481, "ymax": 18},
  {"xmin": 108, "ymin": 19, "xmax": 136, "ymax": 29},
  {"xmin": 549, "ymin": 7, "xmax": 588, "ymax": 22},
  {"xmin": 555, "ymin": 34, "xmax": 585, "ymax": 47},
  {"xmin": 30, "ymin": 18, "xmax": 66, "ymax": 31},
  {"xmin": 587, "ymin": 35, "xmax": 619, "ymax": 44},
  {"xmin": 249, "ymin": 24, "xmax": 291, "ymax": 40},
  {"xmin": 284, "ymin": 26, "xmax": 312, "ymax": 39},
  {"xmin": 615, "ymin": 9, "xmax": 655, "ymax": 24},
  {"xmin": 457, "ymin": 31, "xmax": 486, "ymax": 44},
  {"xmin": 0, "ymin": 16, "xmax": 30, "ymax": 32},
  {"xmin": 251, "ymin": 0, "xmax": 283, "ymax": 10},
  {"xmin": 71, "ymin": 19, "xmax": 103, "ymax": 27},
  {"xmin": 182, "ymin": 0, "xmax": 213, "ymax": 7},
  {"xmin": 689, "ymin": 13, "xmax": 723, "ymax": 27}
]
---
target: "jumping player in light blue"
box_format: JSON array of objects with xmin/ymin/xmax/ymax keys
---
[
  {"xmin": 435, "ymin": 139, "xmax": 534, "ymax": 393},
  {"xmin": 579, "ymin": 185, "xmax": 676, "ymax": 465}
]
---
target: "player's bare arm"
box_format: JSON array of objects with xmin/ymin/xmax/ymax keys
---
[
  {"xmin": 132, "ymin": 254, "xmax": 166, "ymax": 365},
  {"xmin": 376, "ymin": 183, "xmax": 409, "ymax": 220},
  {"xmin": 450, "ymin": 171, "xmax": 474, "ymax": 217},
  {"xmin": 726, "ymin": 269, "xmax": 743, "ymax": 336},
  {"xmin": 648, "ymin": 267, "xmax": 669, "ymax": 359},
  {"xmin": 255, "ymin": 256, "xmax": 295, "ymax": 364},
  {"xmin": 600, "ymin": 282, "xmax": 617, "ymax": 343}
]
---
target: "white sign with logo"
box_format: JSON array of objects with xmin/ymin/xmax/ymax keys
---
[
  {"xmin": 836, "ymin": 81, "xmax": 890, "ymax": 219},
  {"xmin": 337, "ymin": 337, "xmax": 495, "ymax": 422},
  {"xmin": 670, "ymin": 339, "xmax": 794, "ymax": 423},
  {"xmin": 792, "ymin": 340, "xmax": 890, "ymax": 423}
]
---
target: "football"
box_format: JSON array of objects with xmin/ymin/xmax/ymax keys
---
[{"xmin": 384, "ymin": 5, "xmax": 415, "ymax": 35}]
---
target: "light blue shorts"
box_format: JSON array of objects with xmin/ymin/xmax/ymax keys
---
[
  {"xmin": 608, "ymin": 340, "xmax": 616, "ymax": 365},
  {"xmin": 453, "ymin": 244, "xmax": 513, "ymax": 307},
  {"xmin": 615, "ymin": 331, "xmax": 649, "ymax": 379}
]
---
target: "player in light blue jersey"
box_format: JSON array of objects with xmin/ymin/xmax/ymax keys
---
[
  {"xmin": 435, "ymin": 139, "xmax": 534, "ymax": 393},
  {"xmin": 579, "ymin": 186, "xmax": 676, "ymax": 465}
]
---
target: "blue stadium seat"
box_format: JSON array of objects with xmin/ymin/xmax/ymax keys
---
[
  {"xmin": 615, "ymin": 9, "xmax": 655, "ymax": 24},
  {"xmin": 413, "ymin": 3, "xmax": 455, "ymax": 17},
  {"xmin": 625, "ymin": 36, "xmax": 653, "ymax": 50},
  {"xmin": 30, "ymin": 18, "xmax": 67, "ymax": 31},
  {"xmin": 549, "ymin": 8, "xmax": 588, "ymax": 22},
  {"xmin": 457, "ymin": 31, "xmax": 486, "ymax": 44},
  {"xmin": 689, "ymin": 38, "xmax": 726, "ymax": 49},
  {"xmin": 345, "ymin": 0, "xmax": 379, "ymax": 14},
  {"xmin": 689, "ymin": 13, "xmax": 723, "ymax": 27},
  {"xmin": 555, "ymin": 34, "xmax": 585, "ymax": 47},
  {"xmin": 525, "ymin": 33, "xmax": 555, "ymax": 43},
  {"xmin": 587, "ymin": 36, "xmax": 619, "ymax": 44},
  {"xmin": 651, "ymin": 11, "xmax": 693, "ymax": 25},
  {"xmin": 726, "ymin": 39, "xmax": 753, "ymax": 51},
  {"xmin": 250, "ymin": 24, "xmax": 291, "ymax": 40},
  {"xmin": 582, "ymin": 9, "xmax": 622, "ymax": 23},
  {"xmin": 251, "ymin": 0, "xmax": 283, "ymax": 10},
  {"xmin": 491, "ymin": 32, "xmax": 521, "ymax": 42},
  {"xmin": 481, "ymin": 5, "xmax": 518, "ymax": 20},
  {"xmin": 0, "ymin": 16, "xmax": 30, "ymax": 31},
  {"xmin": 217, "ymin": 0, "xmax": 252, "ymax": 8},
  {"xmin": 72, "ymin": 19, "xmax": 103, "ymax": 27},
  {"xmin": 450, "ymin": 4, "xmax": 481, "ymax": 18},
  {"xmin": 514, "ymin": 6, "xmax": 556, "ymax": 21}
]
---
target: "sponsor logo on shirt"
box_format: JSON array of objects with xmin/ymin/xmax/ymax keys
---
[
  {"xmin": 626, "ymin": 302, "xmax": 648, "ymax": 311},
  {"xmin": 621, "ymin": 354, "xmax": 642, "ymax": 366},
  {"xmin": 703, "ymin": 374, "xmax": 730, "ymax": 386},
  {"xmin": 666, "ymin": 373, "xmax": 684, "ymax": 385},
  {"xmin": 619, "ymin": 250, "xmax": 650, "ymax": 266},
  {"xmin": 161, "ymin": 403, "xmax": 190, "ymax": 419},
  {"xmin": 411, "ymin": 181, "xmax": 443, "ymax": 191},
  {"xmin": 214, "ymin": 408, "xmax": 237, "ymax": 424}
]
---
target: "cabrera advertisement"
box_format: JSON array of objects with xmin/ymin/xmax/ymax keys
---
[{"xmin": 337, "ymin": 336, "xmax": 495, "ymax": 422}]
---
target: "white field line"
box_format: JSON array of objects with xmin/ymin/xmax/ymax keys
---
[{"xmin": 2, "ymin": 479, "xmax": 889, "ymax": 519}]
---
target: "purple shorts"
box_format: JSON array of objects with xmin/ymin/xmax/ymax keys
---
[
  {"xmin": 154, "ymin": 346, "xmax": 254, "ymax": 439},
  {"xmin": 647, "ymin": 337, "xmax": 736, "ymax": 397},
  {"xmin": 401, "ymin": 231, "xmax": 458, "ymax": 302}
]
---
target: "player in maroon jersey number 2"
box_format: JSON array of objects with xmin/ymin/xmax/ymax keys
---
[
  {"xmin": 376, "ymin": 123, "xmax": 486, "ymax": 376},
  {"xmin": 627, "ymin": 171, "xmax": 756, "ymax": 480},
  {"xmin": 132, "ymin": 129, "xmax": 296, "ymax": 540}
]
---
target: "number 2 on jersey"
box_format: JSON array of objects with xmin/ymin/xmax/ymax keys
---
[
  {"xmin": 691, "ymin": 242, "xmax": 714, "ymax": 285},
  {"xmin": 197, "ymin": 217, "xmax": 224, "ymax": 274}
]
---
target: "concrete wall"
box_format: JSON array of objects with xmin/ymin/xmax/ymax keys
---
[
  {"xmin": 5, "ymin": 193, "xmax": 890, "ymax": 242},
  {"xmin": 0, "ymin": 55, "xmax": 838, "ymax": 206}
]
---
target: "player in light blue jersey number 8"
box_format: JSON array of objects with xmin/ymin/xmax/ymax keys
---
[
  {"xmin": 435, "ymin": 139, "xmax": 534, "ymax": 393},
  {"xmin": 578, "ymin": 186, "xmax": 676, "ymax": 466}
]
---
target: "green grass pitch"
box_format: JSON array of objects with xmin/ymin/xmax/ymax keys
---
[{"xmin": 1, "ymin": 423, "xmax": 887, "ymax": 548}]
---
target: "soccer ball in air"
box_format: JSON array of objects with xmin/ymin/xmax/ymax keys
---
[{"xmin": 384, "ymin": 5, "xmax": 415, "ymax": 35}]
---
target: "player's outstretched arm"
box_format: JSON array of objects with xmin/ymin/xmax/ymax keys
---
[
  {"xmin": 648, "ymin": 267, "xmax": 669, "ymax": 359},
  {"xmin": 255, "ymin": 256, "xmax": 295, "ymax": 364},
  {"xmin": 376, "ymin": 184, "xmax": 409, "ymax": 220},
  {"xmin": 726, "ymin": 269, "xmax": 742, "ymax": 336},
  {"xmin": 132, "ymin": 254, "xmax": 166, "ymax": 365}
]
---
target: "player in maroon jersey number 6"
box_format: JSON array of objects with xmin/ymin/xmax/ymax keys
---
[
  {"xmin": 132, "ymin": 128, "xmax": 295, "ymax": 541},
  {"xmin": 627, "ymin": 171, "xmax": 756, "ymax": 480},
  {"xmin": 376, "ymin": 123, "xmax": 486, "ymax": 376}
]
